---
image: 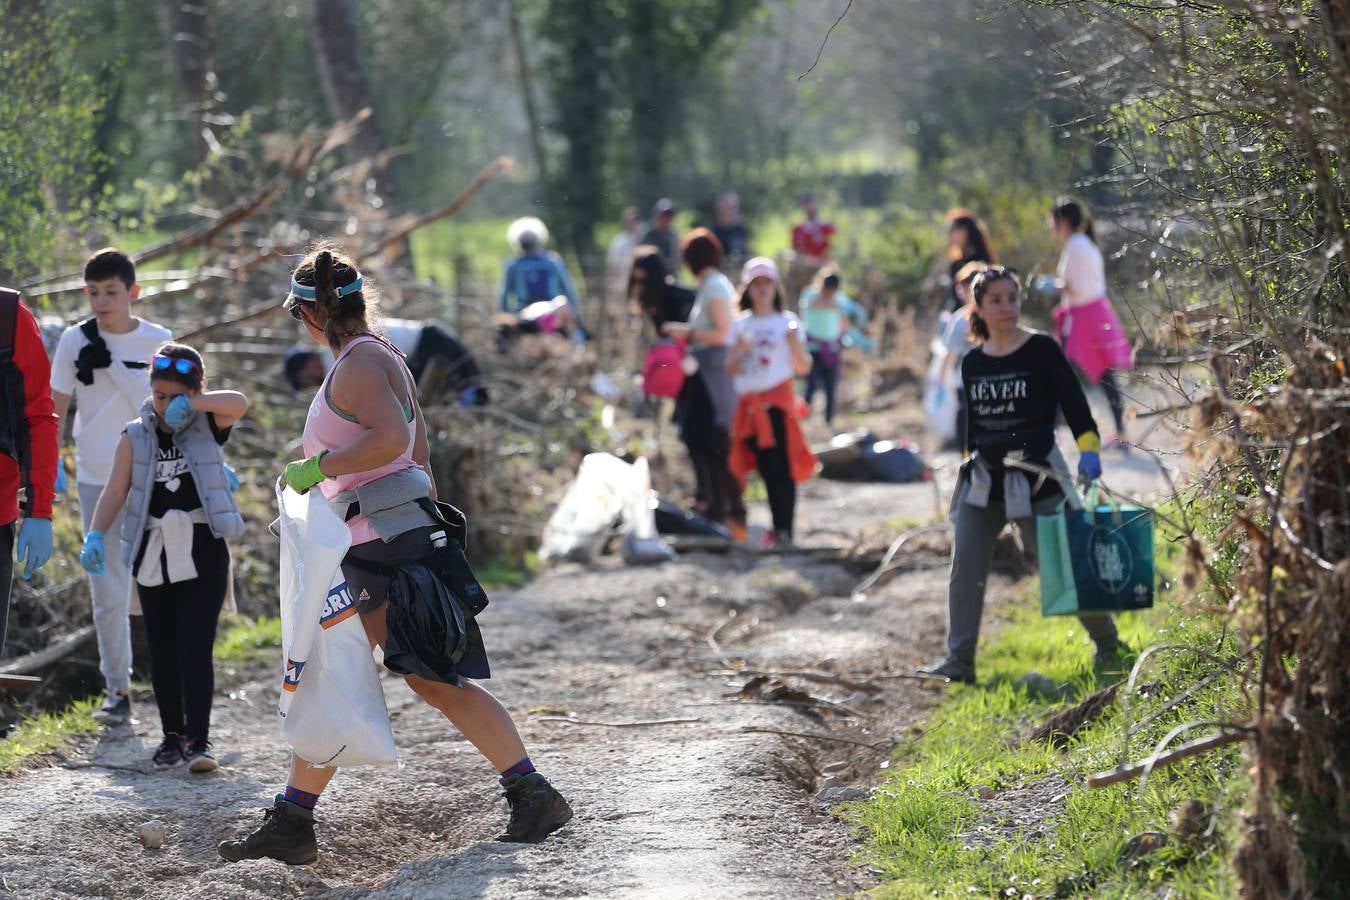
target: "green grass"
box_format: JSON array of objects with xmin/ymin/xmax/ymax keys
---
[
  {"xmin": 214, "ymin": 615, "xmax": 282, "ymax": 665},
  {"xmin": 475, "ymin": 550, "xmax": 540, "ymax": 591},
  {"xmin": 852, "ymin": 589, "xmax": 1247, "ymax": 898},
  {"xmin": 0, "ymin": 698, "xmax": 99, "ymax": 773}
]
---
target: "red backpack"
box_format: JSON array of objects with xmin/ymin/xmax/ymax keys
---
[{"xmin": 641, "ymin": 338, "xmax": 686, "ymax": 398}]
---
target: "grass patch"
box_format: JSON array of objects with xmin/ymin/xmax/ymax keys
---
[
  {"xmin": 214, "ymin": 615, "xmax": 282, "ymax": 665},
  {"xmin": 853, "ymin": 590, "xmax": 1247, "ymax": 898},
  {"xmin": 475, "ymin": 550, "xmax": 540, "ymax": 591},
  {"xmin": 0, "ymin": 698, "xmax": 99, "ymax": 773}
]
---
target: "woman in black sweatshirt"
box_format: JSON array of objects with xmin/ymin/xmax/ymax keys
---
[{"xmin": 917, "ymin": 266, "xmax": 1127, "ymax": 684}]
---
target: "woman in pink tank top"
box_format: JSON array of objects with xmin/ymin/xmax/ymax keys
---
[{"xmin": 219, "ymin": 246, "xmax": 571, "ymax": 867}]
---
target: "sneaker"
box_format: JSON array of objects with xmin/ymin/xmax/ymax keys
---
[
  {"xmin": 730, "ymin": 521, "xmax": 749, "ymax": 544},
  {"xmin": 757, "ymin": 531, "xmax": 781, "ymax": 550},
  {"xmin": 93, "ymin": 692, "xmax": 131, "ymax": 725},
  {"xmin": 185, "ymin": 739, "xmax": 218, "ymax": 773},
  {"xmin": 218, "ymin": 796, "xmax": 319, "ymax": 865},
  {"xmin": 1094, "ymin": 641, "xmax": 1135, "ymax": 673},
  {"xmin": 914, "ymin": 657, "xmax": 976, "ymax": 685},
  {"xmin": 497, "ymin": 772, "xmax": 573, "ymax": 843},
  {"xmin": 152, "ymin": 734, "xmax": 185, "ymax": 770}
]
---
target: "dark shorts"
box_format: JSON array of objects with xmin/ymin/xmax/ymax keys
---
[{"xmin": 341, "ymin": 525, "xmax": 492, "ymax": 681}]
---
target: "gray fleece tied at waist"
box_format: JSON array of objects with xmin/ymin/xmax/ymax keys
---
[
  {"xmin": 959, "ymin": 446, "xmax": 1080, "ymax": 520},
  {"xmin": 331, "ymin": 467, "xmax": 436, "ymax": 542}
]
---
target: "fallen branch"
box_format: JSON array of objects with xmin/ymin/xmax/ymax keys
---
[
  {"xmin": 1086, "ymin": 728, "xmax": 1248, "ymax": 789},
  {"xmin": 740, "ymin": 726, "xmax": 890, "ymax": 751},
  {"xmin": 851, "ymin": 523, "xmax": 951, "ymax": 600},
  {"xmin": 532, "ymin": 716, "xmax": 701, "ymax": 728},
  {"xmin": 726, "ymin": 668, "xmax": 882, "ymax": 693},
  {"xmin": 0, "ymin": 674, "xmax": 42, "ymax": 692},
  {"xmin": 0, "ymin": 625, "xmax": 96, "ymax": 676},
  {"xmin": 363, "ymin": 156, "xmax": 515, "ymax": 263}
]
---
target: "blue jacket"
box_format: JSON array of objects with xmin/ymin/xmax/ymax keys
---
[{"xmin": 498, "ymin": 251, "xmax": 580, "ymax": 316}]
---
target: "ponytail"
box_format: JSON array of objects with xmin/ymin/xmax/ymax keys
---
[
  {"xmin": 1051, "ymin": 196, "xmax": 1095, "ymax": 245},
  {"xmin": 969, "ymin": 309, "xmax": 990, "ymax": 342},
  {"xmin": 291, "ymin": 242, "xmax": 377, "ymax": 351}
]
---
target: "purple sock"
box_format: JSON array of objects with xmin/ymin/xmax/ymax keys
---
[
  {"xmin": 283, "ymin": 785, "xmax": 320, "ymax": 810},
  {"xmin": 500, "ymin": 757, "xmax": 536, "ymax": 780}
]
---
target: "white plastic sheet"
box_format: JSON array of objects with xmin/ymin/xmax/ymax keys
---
[{"xmin": 275, "ymin": 483, "xmax": 397, "ymax": 768}]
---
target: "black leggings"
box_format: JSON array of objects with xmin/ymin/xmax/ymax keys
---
[
  {"xmin": 746, "ymin": 407, "xmax": 797, "ymax": 537},
  {"xmin": 1099, "ymin": 369, "xmax": 1126, "ymax": 433},
  {"xmin": 137, "ymin": 529, "xmax": 229, "ymax": 742},
  {"xmin": 690, "ymin": 436, "xmax": 746, "ymax": 525}
]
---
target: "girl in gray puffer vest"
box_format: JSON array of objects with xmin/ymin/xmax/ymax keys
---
[{"xmin": 80, "ymin": 342, "xmax": 249, "ymax": 773}]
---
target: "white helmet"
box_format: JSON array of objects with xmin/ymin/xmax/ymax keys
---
[{"xmin": 507, "ymin": 216, "xmax": 549, "ymax": 252}]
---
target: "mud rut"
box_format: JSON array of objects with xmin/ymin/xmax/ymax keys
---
[{"xmin": 0, "ymin": 399, "xmax": 1180, "ymax": 900}]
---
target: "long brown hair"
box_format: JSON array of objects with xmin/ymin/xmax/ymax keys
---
[
  {"xmin": 291, "ymin": 243, "xmax": 380, "ymax": 350},
  {"xmin": 946, "ymin": 211, "xmax": 996, "ymax": 264}
]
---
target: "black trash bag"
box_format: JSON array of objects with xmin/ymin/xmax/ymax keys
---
[
  {"xmin": 653, "ymin": 495, "xmax": 732, "ymax": 539},
  {"xmin": 816, "ymin": 431, "xmax": 878, "ymax": 481},
  {"xmin": 860, "ymin": 440, "xmax": 927, "ymax": 483},
  {"xmin": 383, "ymin": 562, "xmax": 470, "ymax": 685}
]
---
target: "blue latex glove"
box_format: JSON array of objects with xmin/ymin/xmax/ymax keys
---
[
  {"xmin": 54, "ymin": 461, "xmax": 68, "ymax": 495},
  {"xmin": 16, "ymin": 517, "xmax": 53, "ymax": 580},
  {"xmin": 224, "ymin": 464, "xmax": 240, "ymax": 493},
  {"xmin": 164, "ymin": 394, "xmax": 194, "ymax": 431},
  {"xmin": 80, "ymin": 530, "xmax": 106, "ymax": 576},
  {"xmin": 1078, "ymin": 450, "xmax": 1102, "ymax": 482}
]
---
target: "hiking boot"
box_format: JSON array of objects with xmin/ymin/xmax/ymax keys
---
[
  {"xmin": 218, "ymin": 796, "xmax": 318, "ymax": 865},
  {"xmin": 93, "ymin": 691, "xmax": 131, "ymax": 725},
  {"xmin": 185, "ymin": 739, "xmax": 218, "ymax": 773},
  {"xmin": 152, "ymin": 734, "xmax": 185, "ymax": 770},
  {"xmin": 914, "ymin": 657, "xmax": 976, "ymax": 685},
  {"xmin": 1094, "ymin": 641, "xmax": 1135, "ymax": 673},
  {"xmin": 497, "ymin": 773, "xmax": 573, "ymax": 844}
]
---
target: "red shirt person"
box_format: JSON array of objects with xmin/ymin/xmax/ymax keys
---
[
  {"xmin": 790, "ymin": 194, "xmax": 836, "ymax": 264},
  {"xmin": 0, "ymin": 288, "xmax": 59, "ymax": 653}
]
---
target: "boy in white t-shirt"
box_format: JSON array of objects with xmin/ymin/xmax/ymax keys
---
[{"xmin": 51, "ymin": 248, "xmax": 172, "ymax": 723}]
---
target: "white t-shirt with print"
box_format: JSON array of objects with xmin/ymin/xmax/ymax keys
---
[
  {"xmin": 51, "ymin": 318, "xmax": 174, "ymax": 485},
  {"xmin": 1056, "ymin": 233, "xmax": 1107, "ymax": 308},
  {"xmin": 731, "ymin": 311, "xmax": 801, "ymax": 396}
]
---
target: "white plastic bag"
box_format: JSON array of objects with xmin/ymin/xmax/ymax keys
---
[
  {"xmin": 539, "ymin": 453, "xmax": 633, "ymax": 561},
  {"xmin": 923, "ymin": 336, "xmax": 960, "ymax": 443},
  {"xmin": 275, "ymin": 484, "xmax": 397, "ymax": 768}
]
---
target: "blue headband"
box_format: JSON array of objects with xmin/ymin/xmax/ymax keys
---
[{"xmin": 287, "ymin": 275, "xmax": 364, "ymax": 302}]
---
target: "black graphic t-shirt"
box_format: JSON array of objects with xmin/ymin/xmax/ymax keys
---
[
  {"xmin": 145, "ymin": 413, "xmax": 232, "ymax": 518},
  {"xmin": 961, "ymin": 332, "xmax": 1097, "ymax": 498}
]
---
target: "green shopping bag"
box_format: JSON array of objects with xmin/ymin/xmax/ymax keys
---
[{"xmin": 1037, "ymin": 484, "xmax": 1155, "ymax": 616}]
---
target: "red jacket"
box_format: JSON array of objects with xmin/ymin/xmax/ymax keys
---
[
  {"xmin": 1, "ymin": 297, "xmax": 57, "ymax": 525},
  {"xmin": 728, "ymin": 379, "xmax": 817, "ymax": 487}
]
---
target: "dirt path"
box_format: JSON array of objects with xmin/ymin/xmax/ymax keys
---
[{"xmin": 0, "ymin": 382, "xmax": 1184, "ymax": 900}]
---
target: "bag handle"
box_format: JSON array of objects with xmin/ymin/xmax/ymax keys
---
[{"xmin": 1084, "ymin": 482, "xmax": 1123, "ymax": 527}]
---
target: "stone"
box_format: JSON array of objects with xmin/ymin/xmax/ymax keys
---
[
  {"xmin": 139, "ymin": 821, "xmax": 166, "ymax": 850},
  {"xmin": 814, "ymin": 785, "xmax": 868, "ymax": 812},
  {"xmin": 973, "ymin": 785, "xmax": 997, "ymax": 800},
  {"xmin": 821, "ymin": 760, "xmax": 848, "ymax": 776}
]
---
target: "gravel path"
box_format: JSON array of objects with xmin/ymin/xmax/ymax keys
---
[{"xmin": 0, "ymin": 378, "xmax": 1184, "ymax": 899}]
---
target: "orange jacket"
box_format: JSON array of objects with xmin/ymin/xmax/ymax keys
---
[{"xmin": 728, "ymin": 379, "xmax": 817, "ymax": 486}]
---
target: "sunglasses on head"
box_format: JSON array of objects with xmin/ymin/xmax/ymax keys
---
[{"xmin": 152, "ymin": 354, "xmax": 199, "ymax": 376}]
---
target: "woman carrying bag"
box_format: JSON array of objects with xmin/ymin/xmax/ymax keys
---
[
  {"xmin": 219, "ymin": 245, "xmax": 571, "ymax": 866},
  {"xmin": 916, "ymin": 267, "xmax": 1129, "ymax": 685}
]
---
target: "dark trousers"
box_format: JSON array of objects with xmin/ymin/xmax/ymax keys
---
[
  {"xmin": 689, "ymin": 434, "xmax": 746, "ymax": 525},
  {"xmin": 746, "ymin": 407, "xmax": 797, "ymax": 537},
  {"xmin": 0, "ymin": 522, "xmax": 13, "ymax": 656},
  {"xmin": 804, "ymin": 352, "xmax": 839, "ymax": 425},
  {"xmin": 410, "ymin": 324, "xmax": 488, "ymax": 405},
  {"xmin": 1099, "ymin": 370, "xmax": 1126, "ymax": 433},
  {"xmin": 137, "ymin": 530, "xmax": 229, "ymax": 742}
]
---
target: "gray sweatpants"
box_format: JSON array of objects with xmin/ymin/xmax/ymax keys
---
[
  {"xmin": 946, "ymin": 486, "xmax": 1118, "ymax": 666},
  {"xmin": 78, "ymin": 481, "xmax": 134, "ymax": 693}
]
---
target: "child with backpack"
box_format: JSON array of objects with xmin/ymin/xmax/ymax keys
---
[
  {"xmin": 50, "ymin": 249, "xmax": 173, "ymax": 723},
  {"xmin": 80, "ymin": 342, "xmax": 248, "ymax": 772}
]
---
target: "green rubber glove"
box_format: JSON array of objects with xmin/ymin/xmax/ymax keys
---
[{"xmin": 283, "ymin": 452, "xmax": 330, "ymax": 494}]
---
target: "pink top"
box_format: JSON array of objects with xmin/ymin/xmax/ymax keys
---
[{"xmin": 302, "ymin": 335, "xmax": 420, "ymax": 545}]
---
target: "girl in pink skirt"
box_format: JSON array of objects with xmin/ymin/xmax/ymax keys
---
[{"xmin": 1049, "ymin": 197, "xmax": 1134, "ymax": 448}]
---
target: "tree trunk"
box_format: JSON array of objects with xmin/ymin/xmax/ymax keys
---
[
  {"xmin": 162, "ymin": 0, "xmax": 215, "ymax": 164},
  {"xmin": 309, "ymin": 0, "xmax": 403, "ymax": 209},
  {"xmin": 506, "ymin": 0, "xmax": 549, "ymax": 182}
]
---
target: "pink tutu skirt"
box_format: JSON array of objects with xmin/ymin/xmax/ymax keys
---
[{"xmin": 1053, "ymin": 297, "xmax": 1134, "ymax": 382}]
